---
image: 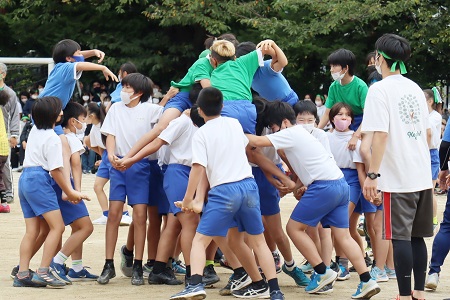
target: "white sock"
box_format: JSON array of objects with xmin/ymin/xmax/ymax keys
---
[
  {"xmin": 284, "ymin": 259, "xmax": 296, "ymax": 271},
  {"xmin": 53, "ymin": 251, "xmax": 68, "ymax": 265},
  {"xmin": 72, "ymin": 259, "xmax": 83, "ymax": 272}
]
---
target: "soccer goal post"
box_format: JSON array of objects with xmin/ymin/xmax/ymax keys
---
[{"xmin": 0, "ymin": 57, "xmax": 54, "ymax": 75}]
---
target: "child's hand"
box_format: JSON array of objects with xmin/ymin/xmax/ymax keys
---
[
  {"xmin": 109, "ymin": 154, "xmax": 121, "ymax": 169},
  {"xmin": 256, "ymin": 39, "xmax": 275, "ymax": 51},
  {"xmin": 102, "ymin": 67, "xmax": 119, "ymax": 82},
  {"xmin": 347, "ymin": 135, "xmax": 358, "ymax": 151},
  {"xmin": 116, "ymin": 157, "xmax": 135, "ymax": 171},
  {"xmin": 166, "ymin": 87, "xmax": 179, "ymax": 99},
  {"xmin": 67, "ymin": 190, "xmax": 90, "ymax": 204},
  {"xmin": 93, "ymin": 49, "xmax": 105, "ymax": 63},
  {"xmin": 294, "ymin": 186, "xmax": 307, "ymax": 201},
  {"xmin": 372, "ymin": 192, "xmax": 382, "ymax": 206}
]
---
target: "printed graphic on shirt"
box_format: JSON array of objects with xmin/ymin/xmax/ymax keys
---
[{"xmin": 398, "ymin": 94, "xmax": 422, "ymax": 139}]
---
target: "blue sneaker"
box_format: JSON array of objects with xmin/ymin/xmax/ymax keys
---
[
  {"xmin": 67, "ymin": 267, "xmax": 99, "ymax": 281},
  {"xmin": 13, "ymin": 271, "xmax": 47, "ymax": 287},
  {"xmin": 384, "ymin": 266, "xmax": 396, "ymax": 279},
  {"xmin": 370, "ymin": 266, "xmax": 388, "ymax": 282},
  {"xmin": 299, "ymin": 261, "xmax": 313, "ymax": 274},
  {"xmin": 305, "ymin": 268, "xmax": 337, "ymax": 294},
  {"xmin": 172, "ymin": 260, "xmax": 186, "ymax": 275},
  {"xmin": 33, "ymin": 270, "xmax": 66, "ymax": 288},
  {"xmin": 270, "ymin": 289, "xmax": 285, "ymax": 300},
  {"xmin": 351, "ymin": 279, "xmax": 381, "ymax": 299},
  {"xmin": 50, "ymin": 260, "xmax": 72, "ymax": 284},
  {"xmin": 337, "ymin": 265, "xmax": 350, "ymax": 281},
  {"xmin": 170, "ymin": 283, "xmax": 206, "ymax": 300},
  {"xmin": 282, "ymin": 264, "xmax": 310, "ymax": 286}
]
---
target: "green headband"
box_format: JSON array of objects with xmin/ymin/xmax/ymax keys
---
[
  {"xmin": 432, "ymin": 87, "xmax": 442, "ymax": 104},
  {"xmin": 378, "ymin": 50, "xmax": 407, "ymax": 74}
]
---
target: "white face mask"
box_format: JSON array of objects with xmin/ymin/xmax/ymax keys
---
[
  {"xmin": 331, "ymin": 70, "xmax": 346, "ymax": 82},
  {"xmin": 38, "ymin": 88, "xmax": 44, "ymax": 94},
  {"xmin": 118, "ymin": 74, "xmax": 122, "ymax": 82},
  {"xmin": 82, "ymin": 95, "xmax": 89, "ymax": 101},
  {"xmin": 74, "ymin": 119, "xmax": 87, "ymax": 135},
  {"xmin": 315, "ymin": 101, "xmax": 322, "ymax": 107},
  {"xmin": 120, "ymin": 90, "xmax": 139, "ymax": 105},
  {"xmin": 300, "ymin": 123, "xmax": 314, "ymax": 133},
  {"xmin": 31, "ymin": 95, "xmax": 38, "ymax": 100},
  {"xmin": 375, "ymin": 60, "xmax": 382, "ymax": 75}
]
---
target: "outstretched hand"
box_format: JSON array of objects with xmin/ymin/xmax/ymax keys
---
[{"xmin": 103, "ymin": 67, "xmax": 119, "ymax": 82}]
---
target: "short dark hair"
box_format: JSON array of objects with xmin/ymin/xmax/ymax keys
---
[
  {"xmin": 252, "ymin": 95, "xmax": 269, "ymax": 136},
  {"xmin": 121, "ymin": 73, "xmax": 152, "ymax": 102},
  {"xmin": 265, "ymin": 101, "xmax": 296, "ymax": 127},
  {"xmin": 87, "ymin": 102, "xmax": 106, "ymax": 125},
  {"xmin": 293, "ymin": 100, "xmax": 318, "ymax": 119},
  {"xmin": 20, "ymin": 91, "xmax": 30, "ymax": 98},
  {"xmin": 190, "ymin": 104, "xmax": 205, "ymax": 127},
  {"xmin": 217, "ymin": 33, "xmax": 239, "ymax": 47},
  {"xmin": 197, "ymin": 87, "xmax": 223, "ymax": 116},
  {"xmin": 120, "ymin": 62, "xmax": 138, "ymax": 74},
  {"xmin": 62, "ymin": 102, "xmax": 87, "ymax": 128},
  {"xmin": 236, "ymin": 42, "xmax": 256, "ymax": 58},
  {"xmin": 32, "ymin": 97, "xmax": 63, "ymax": 130},
  {"xmin": 52, "ymin": 39, "xmax": 81, "ymax": 64},
  {"xmin": 375, "ymin": 33, "xmax": 411, "ymax": 71},
  {"xmin": 329, "ymin": 102, "xmax": 354, "ymax": 128},
  {"xmin": 327, "ymin": 48, "xmax": 356, "ymax": 76},
  {"xmin": 0, "ymin": 90, "xmax": 9, "ymax": 106},
  {"xmin": 204, "ymin": 35, "xmax": 216, "ymax": 49},
  {"xmin": 189, "ymin": 83, "xmax": 202, "ymax": 105}
]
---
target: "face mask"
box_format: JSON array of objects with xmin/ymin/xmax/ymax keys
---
[
  {"xmin": 82, "ymin": 95, "xmax": 89, "ymax": 101},
  {"xmin": 315, "ymin": 101, "xmax": 322, "ymax": 107},
  {"xmin": 120, "ymin": 91, "xmax": 139, "ymax": 105},
  {"xmin": 375, "ymin": 61, "xmax": 382, "ymax": 75},
  {"xmin": 21, "ymin": 98, "xmax": 28, "ymax": 102},
  {"xmin": 31, "ymin": 95, "xmax": 38, "ymax": 99},
  {"xmin": 74, "ymin": 118, "xmax": 87, "ymax": 135},
  {"xmin": 331, "ymin": 70, "xmax": 346, "ymax": 82},
  {"xmin": 38, "ymin": 88, "xmax": 44, "ymax": 94},
  {"xmin": 72, "ymin": 55, "xmax": 85, "ymax": 62},
  {"xmin": 153, "ymin": 88, "xmax": 159, "ymax": 94},
  {"xmin": 118, "ymin": 74, "xmax": 122, "ymax": 82},
  {"xmin": 334, "ymin": 119, "xmax": 351, "ymax": 131},
  {"xmin": 300, "ymin": 123, "xmax": 314, "ymax": 133}
]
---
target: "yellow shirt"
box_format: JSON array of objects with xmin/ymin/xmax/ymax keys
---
[{"xmin": 0, "ymin": 109, "xmax": 10, "ymax": 156}]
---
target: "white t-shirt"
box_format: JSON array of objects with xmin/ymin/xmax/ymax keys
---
[
  {"xmin": 90, "ymin": 123, "xmax": 105, "ymax": 149},
  {"xmin": 317, "ymin": 105, "xmax": 326, "ymax": 120},
  {"xmin": 192, "ymin": 117, "xmax": 253, "ymax": 188},
  {"xmin": 429, "ymin": 110, "xmax": 442, "ymax": 149},
  {"xmin": 23, "ymin": 126, "xmax": 63, "ymax": 171},
  {"xmin": 66, "ymin": 132, "xmax": 85, "ymax": 155},
  {"xmin": 250, "ymin": 127, "xmax": 282, "ymax": 167},
  {"xmin": 311, "ymin": 127, "xmax": 332, "ymax": 155},
  {"xmin": 362, "ymin": 74, "xmax": 432, "ymax": 192},
  {"xmin": 101, "ymin": 101, "xmax": 163, "ymax": 157},
  {"xmin": 159, "ymin": 114, "xmax": 197, "ymax": 166},
  {"xmin": 327, "ymin": 130, "xmax": 362, "ymax": 169},
  {"xmin": 267, "ymin": 125, "xmax": 343, "ymax": 187}
]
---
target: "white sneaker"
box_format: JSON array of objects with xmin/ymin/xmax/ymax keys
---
[
  {"xmin": 369, "ymin": 266, "xmax": 389, "ymax": 282},
  {"xmin": 120, "ymin": 214, "xmax": 132, "ymax": 226},
  {"xmin": 425, "ymin": 273, "xmax": 439, "ymax": 290},
  {"xmin": 92, "ymin": 215, "xmax": 108, "ymax": 225}
]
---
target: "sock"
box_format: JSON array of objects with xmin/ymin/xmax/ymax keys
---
[
  {"xmin": 72, "ymin": 259, "xmax": 83, "ymax": 272},
  {"xmin": 133, "ymin": 259, "xmax": 142, "ymax": 268},
  {"xmin": 53, "ymin": 251, "xmax": 68, "ymax": 265},
  {"xmin": 37, "ymin": 267, "xmax": 49, "ymax": 274},
  {"xmin": 340, "ymin": 257, "xmax": 349, "ymax": 269},
  {"xmin": 284, "ymin": 259, "xmax": 295, "ymax": 271},
  {"xmin": 335, "ymin": 256, "xmax": 340, "ymax": 265},
  {"xmin": 186, "ymin": 265, "xmax": 191, "ymax": 277},
  {"xmin": 153, "ymin": 261, "xmax": 167, "ymax": 274},
  {"xmin": 123, "ymin": 246, "xmax": 133, "ymax": 256},
  {"xmin": 359, "ymin": 271, "xmax": 371, "ymax": 283},
  {"xmin": 205, "ymin": 260, "xmax": 214, "ymax": 267},
  {"xmin": 313, "ymin": 262, "xmax": 327, "ymax": 275},
  {"xmin": 146, "ymin": 259, "xmax": 155, "ymax": 267},
  {"xmin": 433, "ymin": 216, "xmax": 438, "ymax": 225},
  {"xmin": 167, "ymin": 257, "xmax": 174, "ymax": 268},
  {"xmin": 190, "ymin": 274, "xmax": 203, "ymax": 285},
  {"xmin": 267, "ymin": 278, "xmax": 280, "ymax": 292},
  {"xmin": 253, "ymin": 279, "xmax": 267, "ymax": 289},
  {"xmin": 17, "ymin": 270, "xmax": 30, "ymax": 279},
  {"xmin": 102, "ymin": 210, "xmax": 109, "ymax": 217},
  {"xmin": 233, "ymin": 267, "xmax": 246, "ymax": 278},
  {"xmin": 105, "ymin": 259, "xmax": 114, "ymax": 266},
  {"xmin": 411, "ymin": 237, "xmax": 427, "ymax": 291},
  {"xmin": 122, "ymin": 211, "xmax": 129, "ymax": 216}
]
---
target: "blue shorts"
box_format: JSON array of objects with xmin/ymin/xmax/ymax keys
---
[
  {"xmin": 163, "ymin": 164, "xmax": 191, "ymax": 215},
  {"xmin": 350, "ymin": 114, "xmax": 363, "ymax": 131},
  {"xmin": 282, "ymin": 89, "xmax": 299, "ymax": 107},
  {"xmin": 52, "ymin": 179, "xmax": 89, "ymax": 226},
  {"xmin": 342, "ymin": 168, "xmax": 377, "ymax": 214},
  {"xmin": 290, "ymin": 177, "xmax": 350, "ymax": 228},
  {"xmin": 163, "ymin": 91, "xmax": 192, "ymax": 113},
  {"xmin": 54, "ymin": 125, "xmax": 64, "ymax": 136},
  {"xmin": 149, "ymin": 160, "xmax": 169, "ymax": 214},
  {"xmin": 221, "ymin": 100, "xmax": 256, "ymax": 134},
  {"xmin": 252, "ymin": 165, "xmax": 283, "ymax": 216},
  {"xmin": 109, "ymin": 158, "xmax": 150, "ymax": 206},
  {"xmin": 96, "ymin": 150, "xmax": 111, "ymax": 179},
  {"xmin": 19, "ymin": 167, "xmax": 59, "ymax": 218},
  {"xmin": 430, "ymin": 149, "xmax": 439, "ymax": 180},
  {"xmin": 197, "ymin": 178, "xmax": 264, "ymax": 237}
]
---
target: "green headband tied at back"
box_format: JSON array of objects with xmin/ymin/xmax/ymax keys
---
[
  {"xmin": 378, "ymin": 50, "xmax": 407, "ymax": 74},
  {"xmin": 432, "ymin": 87, "xmax": 442, "ymax": 104}
]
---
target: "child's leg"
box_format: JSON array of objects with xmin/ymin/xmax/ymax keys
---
[
  {"xmin": 263, "ymin": 218, "xmax": 277, "ymax": 253},
  {"xmin": 332, "ymin": 227, "xmax": 368, "ymax": 275},
  {"xmin": 125, "ymin": 221, "xmax": 134, "ymax": 254},
  {"xmin": 31, "ymin": 219, "xmax": 50, "ymax": 259},
  {"xmin": 19, "ymin": 217, "xmax": 40, "ymax": 272},
  {"xmin": 105, "ymin": 201, "xmax": 124, "ymax": 259},
  {"xmin": 131, "ymin": 204, "xmax": 147, "ymax": 261},
  {"xmin": 264, "ymin": 213, "xmax": 293, "ymax": 263},
  {"xmin": 286, "ymin": 219, "xmax": 323, "ymax": 267},
  {"xmin": 59, "ymin": 135, "xmax": 72, "ymax": 200},
  {"xmin": 349, "ymin": 211, "xmax": 365, "ymax": 255},
  {"xmin": 246, "ymin": 233, "xmax": 276, "ymax": 281},
  {"xmin": 305, "ymin": 225, "xmax": 322, "ymax": 255},
  {"xmin": 318, "ymin": 225, "xmax": 333, "ymax": 266},
  {"xmin": 147, "ymin": 206, "xmax": 161, "ymax": 263},
  {"xmin": 373, "ymin": 210, "xmax": 389, "ymax": 270},
  {"xmin": 58, "ymin": 216, "xmax": 93, "ymax": 259},
  {"xmin": 93, "ymin": 177, "xmax": 109, "ymax": 212},
  {"xmin": 364, "ymin": 212, "xmax": 376, "ymax": 258},
  {"xmin": 40, "ymin": 210, "xmax": 65, "ymax": 268},
  {"xmin": 177, "ymin": 212, "xmax": 200, "ymax": 270},
  {"xmin": 189, "ymin": 233, "xmax": 213, "ymax": 278}
]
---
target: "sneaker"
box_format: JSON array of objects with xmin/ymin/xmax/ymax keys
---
[
  {"xmin": 365, "ymin": 247, "xmax": 373, "ymax": 257},
  {"xmin": 316, "ymin": 283, "xmax": 334, "ymax": 294},
  {"xmin": 305, "ymin": 268, "xmax": 338, "ymax": 294},
  {"xmin": 425, "ymin": 272, "xmax": 439, "ymax": 290},
  {"xmin": 232, "ymin": 282, "xmax": 269, "ymax": 298},
  {"xmin": 349, "ymin": 255, "xmax": 372, "ymax": 272},
  {"xmin": 50, "ymin": 261, "xmax": 72, "ymax": 284},
  {"xmin": 219, "ymin": 274, "xmax": 234, "ymax": 296},
  {"xmin": 357, "ymin": 216, "xmax": 365, "ymax": 236},
  {"xmin": 299, "ymin": 261, "xmax": 313, "ymax": 274},
  {"xmin": 384, "ymin": 266, "xmax": 396, "ymax": 279},
  {"xmin": 143, "ymin": 263, "xmax": 153, "ymax": 277},
  {"xmin": 172, "ymin": 260, "xmax": 186, "ymax": 275},
  {"xmin": 282, "ymin": 264, "xmax": 310, "ymax": 287},
  {"xmin": 370, "ymin": 266, "xmax": 388, "ymax": 282},
  {"xmin": 0, "ymin": 204, "xmax": 10, "ymax": 213},
  {"xmin": 131, "ymin": 264, "xmax": 145, "ymax": 285},
  {"xmin": 219, "ymin": 255, "xmax": 233, "ymax": 270},
  {"xmin": 10, "ymin": 265, "xmax": 19, "ymax": 279},
  {"xmin": 330, "ymin": 260, "xmax": 340, "ymax": 274},
  {"xmin": 203, "ymin": 264, "xmax": 220, "ymax": 286},
  {"xmin": 170, "ymin": 283, "xmax": 206, "ymax": 300},
  {"xmin": 351, "ymin": 279, "xmax": 381, "ymax": 299},
  {"xmin": 148, "ymin": 268, "xmax": 183, "ymax": 285},
  {"xmin": 33, "ymin": 270, "xmax": 66, "ymax": 288},
  {"xmin": 97, "ymin": 263, "xmax": 116, "ymax": 285},
  {"xmin": 92, "ymin": 215, "xmax": 108, "ymax": 225},
  {"xmin": 120, "ymin": 245, "xmax": 133, "ymax": 277},
  {"xmin": 13, "ymin": 272, "xmax": 47, "ymax": 287},
  {"xmin": 120, "ymin": 214, "xmax": 132, "ymax": 226},
  {"xmin": 230, "ymin": 272, "xmax": 252, "ymax": 291},
  {"xmin": 67, "ymin": 267, "xmax": 99, "ymax": 281},
  {"xmin": 337, "ymin": 265, "xmax": 350, "ymax": 281},
  {"xmin": 5, "ymin": 195, "xmax": 14, "ymax": 203},
  {"xmin": 272, "ymin": 251, "xmax": 282, "ymax": 274},
  {"xmin": 270, "ymin": 290, "xmax": 285, "ymax": 300}
]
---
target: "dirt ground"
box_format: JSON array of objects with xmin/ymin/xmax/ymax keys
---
[{"xmin": 1, "ymin": 172, "xmax": 449, "ymax": 300}]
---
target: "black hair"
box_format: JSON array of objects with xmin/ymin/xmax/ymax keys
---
[
  {"xmin": 32, "ymin": 97, "xmax": 63, "ymax": 129},
  {"xmin": 0, "ymin": 90, "xmax": 9, "ymax": 106},
  {"xmin": 197, "ymin": 87, "xmax": 223, "ymax": 116},
  {"xmin": 120, "ymin": 62, "xmax": 138, "ymax": 75},
  {"xmin": 87, "ymin": 102, "xmax": 106, "ymax": 125},
  {"xmin": 265, "ymin": 101, "xmax": 296, "ymax": 127},
  {"xmin": 20, "ymin": 91, "xmax": 30, "ymax": 99},
  {"xmin": 327, "ymin": 48, "xmax": 356, "ymax": 76},
  {"xmin": 121, "ymin": 73, "xmax": 153, "ymax": 102},
  {"xmin": 329, "ymin": 102, "xmax": 354, "ymax": 128},
  {"xmin": 190, "ymin": 104, "xmax": 205, "ymax": 127},
  {"xmin": 366, "ymin": 51, "xmax": 376, "ymax": 65},
  {"xmin": 375, "ymin": 33, "xmax": 411, "ymax": 71},
  {"xmin": 236, "ymin": 42, "xmax": 257, "ymax": 58},
  {"xmin": 217, "ymin": 33, "xmax": 239, "ymax": 47},
  {"xmin": 204, "ymin": 35, "xmax": 216, "ymax": 49},
  {"xmin": 293, "ymin": 100, "xmax": 318, "ymax": 120},
  {"xmin": 62, "ymin": 101, "xmax": 87, "ymax": 128},
  {"xmin": 189, "ymin": 83, "xmax": 202, "ymax": 105},
  {"xmin": 252, "ymin": 95, "xmax": 269, "ymax": 136},
  {"xmin": 52, "ymin": 39, "xmax": 81, "ymax": 64}
]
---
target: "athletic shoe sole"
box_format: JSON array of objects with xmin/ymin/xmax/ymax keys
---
[
  {"xmin": 351, "ymin": 286, "xmax": 381, "ymax": 299},
  {"xmin": 306, "ymin": 272, "xmax": 338, "ymax": 294}
]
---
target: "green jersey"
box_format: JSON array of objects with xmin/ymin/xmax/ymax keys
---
[
  {"xmin": 325, "ymin": 76, "xmax": 368, "ymax": 115},
  {"xmin": 171, "ymin": 57, "xmax": 213, "ymax": 92}
]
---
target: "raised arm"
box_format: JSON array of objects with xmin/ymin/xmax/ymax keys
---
[{"xmin": 256, "ymin": 39, "xmax": 288, "ymax": 72}]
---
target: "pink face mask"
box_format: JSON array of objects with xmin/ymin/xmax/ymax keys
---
[{"xmin": 334, "ymin": 118, "xmax": 351, "ymax": 131}]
